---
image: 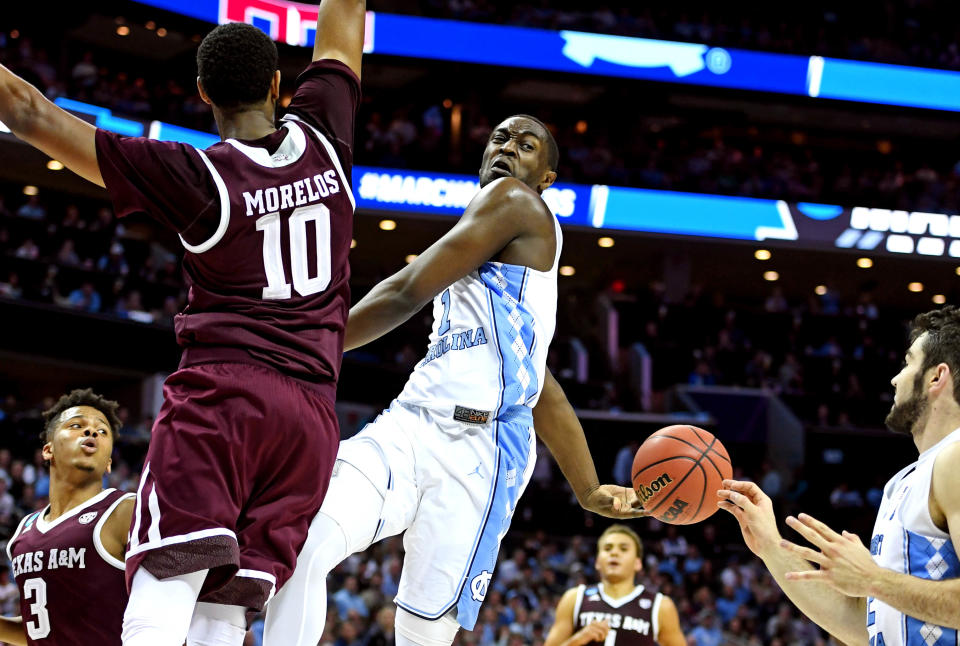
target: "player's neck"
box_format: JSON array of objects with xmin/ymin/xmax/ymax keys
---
[
  {"xmin": 915, "ymin": 407, "xmax": 960, "ymax": 453},
  {"xmin": 46, "ymin": 472, "xmax": 104, "ymax": 521},
  {"xmin": 601, "ymin": 578, "xmax": 637, "ymax": 599},
  {"xmin": 214, "ymin": 107, "xmax": 277, "ymax": 142}
]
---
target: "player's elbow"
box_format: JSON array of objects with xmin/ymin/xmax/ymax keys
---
[{"xmin": 4, "ymin": 79, "xmax": 44, "ymax": 139}]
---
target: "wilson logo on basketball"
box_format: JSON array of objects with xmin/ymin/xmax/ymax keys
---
[{"xmin": 635, "ymin": 473, "xmax": 673, "ymax": 505}]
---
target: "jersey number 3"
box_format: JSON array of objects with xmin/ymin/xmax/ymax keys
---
[
  {"xmin": 23, "ymin": 577, "xmax": 51, "ymax": 639},
  {"xmin": 257, "ymin": 203, "xmax": 331, "ymax": 299}
]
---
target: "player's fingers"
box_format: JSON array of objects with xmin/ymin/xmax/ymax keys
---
[
  {"xmin": 722, "ymin": 479, "xmax": 762, "ymax": 497},
  {"xmin": 779, "ymin": 539, "xmax": 827, "ymax": 565},
  {"xmin": 717, "ymin": 500, "xmax": 745, "ymax": 522},
  {"xmin": 841, "ymin": 530, "xmax": 863, "ymax": 544},
  {"xmin": 786, "ymin": 515, "xmax": 831, "ymax": 549},
  {"xmin": 798, "ymin": 513, "xmax": 843, "ymax": 541},
  {"xmin": 718, "ymin": 489, "xmax": 756, "ymax": 513}
]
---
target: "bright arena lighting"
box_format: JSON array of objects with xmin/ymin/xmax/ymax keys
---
[
  {"xmin": 908, "ymin": 282, "xmax": 924, "ymax": 292},
  {"xmin": 116, "ymin": 25, "xmax": 130, "ymax": 36},
  {"xmin": 22, "ymin": 185, "xmax": 38, "ymax": 196},
  {"xmin": 405, "ymin": 254, "xmax": 418, "ymax": 263},
  {"xmin": 46, "ymin": 160, "xmax": 64, "ymax": 171},
  {"xmin": 597, "ymin": 237, "xmax": 615, "ymax": 248},
  {"xmin": 350, "ymin": 239, "xmax": 357, "ymax": 249},
  {"xmin": 856, "ymin": 257, "xmax": 873, "ymax": 268},
  {"xmin": 933, "ymin": 294, "xmax": 947, "ymax": 304},
  {"xmin": 763, "ymin": 271, "xmax": 779, "ymax": 281},
  {"xmin": 754, "ymin": 249, "xmax": 771, "ymax": 260},
  {"xmin": 815, "ymin": 285, "xmax": 827, "ymax": 295},
  {"xmin": 378, "ymin": 219, "xmax": 397, "ymax": 231},
  {"xmin": 559, "ymin": 265, "xmax": 576, "ymax": 276}
]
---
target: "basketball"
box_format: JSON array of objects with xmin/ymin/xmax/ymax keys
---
[{"xmin": 631, "ymin": 425, "xmax": 732, "ymax": 525}]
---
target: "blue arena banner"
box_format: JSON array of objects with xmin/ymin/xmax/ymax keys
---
[
  {"xmin": 11, "ymin": 96, "xmax": 960, "ymax": 259},
  {"xmin": 132, "ymin": 0, "xmax": 960, "ymax": 112}
]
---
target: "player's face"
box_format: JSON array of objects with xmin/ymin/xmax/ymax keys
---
[
  {"xmin": 479, "ymin": 117, "xmax": 553, "ymax": 191},
  {"xmin": 43, "ymin": 406, "xmax": 113, "ymax": 477},
  {"xmin": 595, "ymin": 533, "xmax": 641, "ymax": 584},
  {"xmin": 886, "ymin": 335, "xmax": 930, "ymax": 436}
]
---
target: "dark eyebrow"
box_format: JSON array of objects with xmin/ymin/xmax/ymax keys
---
[
  {"xmin": 65, "ymin": 414, "xmax": 111, "ymax": 430},
  {"xmin": 492, "ymin": 128, "xmax": 542, "ymax": 141}
]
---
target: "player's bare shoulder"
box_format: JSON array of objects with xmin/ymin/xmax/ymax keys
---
[{"xmin": 480, "ymin": 177, "xmax": 553, "ymax": 219}]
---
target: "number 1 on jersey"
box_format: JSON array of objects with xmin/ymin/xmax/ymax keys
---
[
  {"xmin": 256, "ymin": 203, "xmax": 332, "ymax": 300},
  {"xmin": 438, "ymin": 288, "xmax": 451, "ymax": 335}
]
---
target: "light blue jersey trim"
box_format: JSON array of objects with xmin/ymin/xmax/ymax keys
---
[
  {"xmin": 901, "ymin": 529, "xmax": 958, "ymax": 646},
  {"xmin": 479, "ymin": 263, "xmax": 540, "ymax": 420}
]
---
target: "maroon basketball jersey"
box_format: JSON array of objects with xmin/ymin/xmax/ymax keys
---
[
  {"xmin": 7, "ymin": 489, "xmax": 133, "ymax": 645},
  {"xmin": 95, "ymin": 60, "xmax": 360, "ymax": 388},
  {"xmin": 573, "ymin": 583, "xmax": 663, "ymax": 646}
]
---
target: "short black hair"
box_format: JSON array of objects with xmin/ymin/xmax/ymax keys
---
[
  {"xmin": 197, "ymin": 22, "xmax": 279, "ymax": 109},
  {"xmin": 41, "ymin": 388, "xmax": 121, "ymax": 444},
  {"xmin": 511, "ymin": 114, "xmax": 559, "ymax": 172}
]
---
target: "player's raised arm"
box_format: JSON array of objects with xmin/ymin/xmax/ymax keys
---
[
  {"xmin": 0, "ymin": 617, "xmax": 26, "ymax": 646},
  {"xmin": 0, "ymin": 65, "xmax": 103, "ymax": 187},
  {"xmin": 533, "ymin": 369, "xmax": 645, "ymax": 520},
  {"xmin": 313, "ymin": 0, "xmax": 366, "ymax": 77},
  {"xmin": 344, "ymin": 178, "xmax": 541, "ymax": 351}
]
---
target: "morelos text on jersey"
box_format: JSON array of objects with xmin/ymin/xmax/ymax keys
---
[{"xmin": 397, "ymin": 218, "xmax": 562, "ymax": 426}]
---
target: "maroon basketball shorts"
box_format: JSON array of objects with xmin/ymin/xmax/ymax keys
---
[{"xmin": 125, "ymin": 362, "xmax": 339, "ymax": 610}]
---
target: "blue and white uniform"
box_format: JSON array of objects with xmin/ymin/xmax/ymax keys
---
[
  {"xmin": 321, "ymin": 216, "xmax": 562, "ymax": 631},
  {"xmin": 868, "ymin": 427, "xmax": 960, "ymax": 646}
]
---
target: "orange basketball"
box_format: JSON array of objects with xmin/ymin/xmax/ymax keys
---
[{"xmin": 631, "ymin": 425, "xmax": 732, "ymax": 525}]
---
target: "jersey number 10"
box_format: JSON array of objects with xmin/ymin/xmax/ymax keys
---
[{"xmin": 257, "ymin": 203, "xmax": 331, "ymax": 299}]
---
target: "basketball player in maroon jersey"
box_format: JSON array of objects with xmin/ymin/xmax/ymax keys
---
[
  {"xmin": 0, "ymin": 2, "xmax": 365, "ymax": 644},
  {"xmin": 545, "ymin": 525, "xmax": 686, "ymax": 646},
  {"xmin": 1, "ymin": 389, "xmax": 134, "ymax": 646}
]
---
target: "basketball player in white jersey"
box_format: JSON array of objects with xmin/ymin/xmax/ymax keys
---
[
  {"xmin": 718, "ymin": 306, "xmax": 960, "ymax": 646},
  {"xmin": 545, "ymin": 525, "xmax": 686, "ymax": 646},
  {"xmin": 263, "ymin": 114, "xmax": 644, "ymax": 646}
]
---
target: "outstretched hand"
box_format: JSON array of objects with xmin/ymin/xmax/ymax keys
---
[
  {"xmin": 780, "ymin": 513, "xmax": 880, "ymax": 597},
  {"xmin": 717, "ymin": 479, "xmax": 783, "ymax": 559},
  {"xmin": 581, "ymin": 484, "xmax": 648, "ymax": 519}
]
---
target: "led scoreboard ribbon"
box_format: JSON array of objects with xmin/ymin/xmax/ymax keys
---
[{"xmin": 134, "ymin": 0, "xmax": 960, "ymax": 112}]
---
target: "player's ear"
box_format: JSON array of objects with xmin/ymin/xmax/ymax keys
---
[
  {"xmin": 537, "ymin": 170, "xmax": 557, "ymax": 194},
  {"xmin": 931, "ymin": 363, "xmax": 951, "ymax": 392},
  {"xmin": 197, "ymin": 77, "xmax": 213, "ymax": 106},
  {"xmin": 270, "ymin": 70, "xmax": 281, "ymax": 101},
  {"xmin": 634, "ymin": 556, "xmax": 642, "ymax": 573},
  {"xmin": 41, "ymin": 441, "xmax": 53, "ymax": 463}
]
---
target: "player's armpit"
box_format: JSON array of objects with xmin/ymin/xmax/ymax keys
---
[
  {"xmin": 0, "ymin": 616, "xmax": 27, "ymax": 646},
  {"xmin": 0, "ymin": 65, "xmax": 103, "ymax": 187},
  {"xmin": 655, "ymin": 596, "xmax": 687, "ymax": 646},
  {"xmin": 100, "ymin": 496, "xmax": 137, "ymax": 562},
  {"xmin": 312, "ymin": 0, "xmax": 366, "ymax": 78},
  {"xmin": 543, "ymin": 587, "xmax": 578, "ymax": 646}
]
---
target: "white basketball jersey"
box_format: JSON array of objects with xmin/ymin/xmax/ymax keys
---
[
  {"xmin": 397, "ymin": 218, "xmax": 561, "ymax": 426},
  {"xmin": 868, "ymin": 427, "xmax": 960, "ymax": 646}
]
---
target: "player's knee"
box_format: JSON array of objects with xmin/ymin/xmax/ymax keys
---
[
  {"xmin": 123, "ymin": 568, "xmax": 207, "ymax": 645},
  {"xmin": 394, "ymin": 607, "xmax": 460, "ymax": 646},
  {"xmin": 187, "ymin": 602, "xmax": 246, "ymax": 646}
]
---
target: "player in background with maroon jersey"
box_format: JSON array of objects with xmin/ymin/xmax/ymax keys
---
[
  {"xmin": 545, "ymin": 526, "xmax": 685, "ymax": 646},
  {"xmin": 1, "ymin": 389, "xmax": 135, "ymax": 646},
  {"xmin": 0, "ymin": 1, "xmax": 365, "ymax": 644}
]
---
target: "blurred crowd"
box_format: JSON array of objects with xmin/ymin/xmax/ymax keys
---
[{"xmin": 0, "ymin": 185, "xmax": 186, "ymax": 324}]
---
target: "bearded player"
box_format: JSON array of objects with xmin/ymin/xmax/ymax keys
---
[
  {"xmin": 719, "ymin": 306, "xmax": 960, "ymax": 645},
  {"xmin": 0, "ymin": 1, "xmax": 365, "ymax": 644},
  {"xmin": 264, "ymin": 115, "xmax": 644, "ymax": 646},
  {"xmin": 1, "ymin": 389, "xmax": 134, "ymax": 646},
  {"xmin": 545, "ymin": 525, "xmax": 685, "ymax": 646}
]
